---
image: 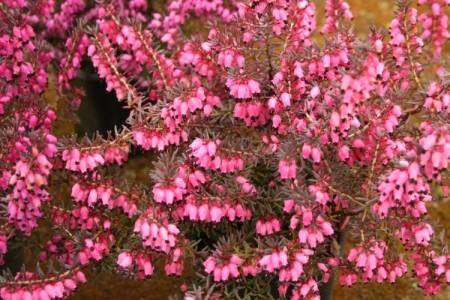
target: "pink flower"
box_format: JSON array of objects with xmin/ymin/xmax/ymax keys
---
[
  {"xmin": 278, "ymin": 159, "xmax": 297, "ymax": 179},
  {"xmin": 339, "ymin": 271, "xmax": 358, "ymax": 286},
  {"xmin": 256, "ymin": 218, "xmax": 281, "ymax": 236},
  {"xmin": 310, "ymin": 86, "xmax": 320, "ymax": 98},
  {"xmin": 413, "ymin": 223, "xmax": 434, "ymax": 246},
  {"xmin": 204, "ymin": 254, "xmax": 243, "ymax": 282},
  {"xmin": 283, "ymin": 199, "xmax": 295, "ymax": 213},
  {"xmin": 226, "ymin": 78, "xmax": 261, "ymax": 99}
]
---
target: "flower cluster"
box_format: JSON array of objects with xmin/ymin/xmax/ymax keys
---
[
  {"xmin": 71, "ymin": 182, "xmax": 138, "ymax": 216},
  {"xmin": 418, "ymin": 0, "xmax": 450, "ymax": 58},
  {"xmin": 374, "ymin": 162, "xmax": 431, "ymax": 218},
  {"xmin": 132, "ymin": 125, "xmax": 188, "ymax": 151},
  {"xmin": 0, "ymin": 0, "xmax": 449, "ymax": 299},
  {"xmin": 45, "ymin": 0, "xmax": 86, "ymax": 38},
  {"xmin": 322, "ymin": 0, "xmax": 353, "ymax": 34},
  {"xmin": 134, "ymin": 208, "xmax": 181, "ymax": 253},
  {"xmin": 0, "ymin": 270, "xmax": 87, "ymax": 300},
  {"xmin": 279, "ymin": 249, "xmax": 314, "ymax": 282},
  {"xmin": 77, "ymin": 233, "xmax": 115, "ymax": 265},
  {"xmin": 62, "ymin": 146, "xmax": 126, "ymax": 173},
  {"xmin": 178, "ymin": 195, "xmax": 252, "ymax": 223},
  {"xmin": 424, "ymin": 82, "xmax": 450, "ymax": 113},
  {"xmin": 189, "ymin": 138, "xmax": 245, "ymax": 172},
  {"xmin": 225, "ymin": 77, "xmax": 261, "ymax": 99},
  {"xmin": 59, "ymin": 33, "xmax": 90, "ymax": 89},
  {"xmin": 0, "ymin": 22, "xmax": 50, "ymax": 113},
  {"xmin": 5, "ymin": 111, "xmax": 57, "ymax": 234},
  {"xmin": 203, "ymin": 254, "xmax": 243, "ymax": 282},
  {"xmin": 256, "ymin": 217, "xmax": 282, "ymax": 236},
  {"xmin": 412, "ymin": 250, "xmax": 450, "ymax": 294},
  {"xmin": 346, "ymin": 240, "xmax": 387, "ymax": 281},
  {"xmin": 117, "ymin": 251, "xmax": 154, "ymax": 278},
  {"xmin": 419, "ymin": 122, "xmax": 450, "ymax": 180}
]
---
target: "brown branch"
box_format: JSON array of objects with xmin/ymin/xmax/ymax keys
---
[
  {"xmin": 402, "ymin": 5, "xmax": 423, "ymax": 89},
  {"xmin": 5, "ymin": 266, "xmax": 82, "ymax": 286},
  {"xmin": 105, "ymin": 9, "xmax": 169, "ymax": 89},
  {"xmin": 91, "ymin": 32, "xmax": 141, "ymax": 108},
  {"xmin": 134, "ymin": 29, "xmax": 169, "ymax": 89},
  {"xmin": 323, "ymin": 181, "xmax": 366, "ymax": 207}
]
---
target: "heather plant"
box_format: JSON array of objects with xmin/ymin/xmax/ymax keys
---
[{"xmin": 0, "ymin": 0, "xmax": 449, "ymax": 299}]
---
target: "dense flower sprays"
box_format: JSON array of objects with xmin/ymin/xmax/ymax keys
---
[{"xmin": 0, "ymin": 0, "xmax": 449, "ymax": 299}]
